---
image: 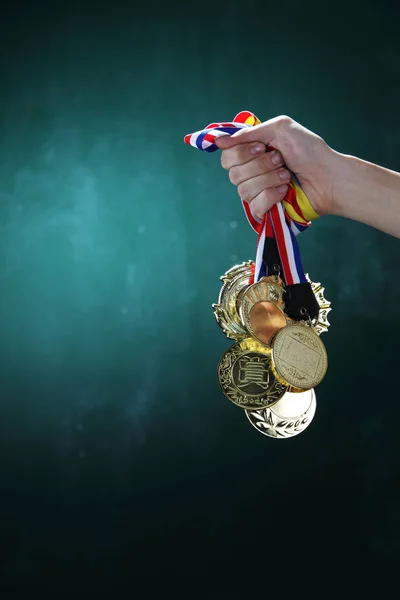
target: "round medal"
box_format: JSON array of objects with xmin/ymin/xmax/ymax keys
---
[
  {"xmin": 239, "ymin": 277, "xmax": 286, "ymax": 344},
  {"xmin": 271, "ymin": 323, "xmax": 328, "ymax": 390},
  {"xmin": 217, "ymin": 338, "xmax": 287, "ymax": 410},
  {"xmin": 245, "ymin": 388, "xmax": 317, "ymax": 438},
  {"xmin": 248, "ymin": 301, "xmax": 287, "ymax": 345}
]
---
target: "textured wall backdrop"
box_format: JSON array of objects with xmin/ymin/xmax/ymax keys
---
[{"xmin": 0, "ymin": 0, "xmax": 399, "ymax": 588}]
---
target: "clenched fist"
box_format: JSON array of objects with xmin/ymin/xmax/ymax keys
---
[{"xmin": 215, "ymin": 115, "xmax": 339, "ymax": 220}]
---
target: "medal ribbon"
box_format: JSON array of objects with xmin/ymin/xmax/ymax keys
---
[{"xmin": 184, "ymin": 111, "xmax": 319, "ymax": 286}]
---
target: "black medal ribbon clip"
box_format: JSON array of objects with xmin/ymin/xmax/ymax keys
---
[
  {"xmin": 285, "ymin": 282, "xmax": 320, "ymax": 321},
  {"xmin": 262, "ymin": 234, "xmax": 319, "ymax": 321}
]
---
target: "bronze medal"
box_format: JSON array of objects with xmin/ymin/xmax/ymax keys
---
[
  {"xmin": 248, "ymin": 301, "xmax": 287, "ymax": 345},
  {"xmin": 238, "ymin": 276, "xmax": 287, "ymax": 344}
]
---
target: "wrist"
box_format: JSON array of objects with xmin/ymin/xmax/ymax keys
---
[
  {"xmin": 329, "ymin": 151, "xmax": 359, "ymax": 218},
  {"xmin": 306, "ymin": 143, "xmax": 344, "ymax": 218},
  {"xmin": 329, "ymin": 151, "xmax": 400, "ymax": 237}
]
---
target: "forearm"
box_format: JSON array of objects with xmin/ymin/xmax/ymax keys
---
[{"xmin": 331, "ymin": 151, "xmax": 400, "ymax": 238}]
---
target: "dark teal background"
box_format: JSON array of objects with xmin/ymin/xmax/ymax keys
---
[{"xmin": 1, "ymin": 0, "xmax": 400, "ymax": 588}]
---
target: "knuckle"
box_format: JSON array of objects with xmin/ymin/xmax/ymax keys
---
[
  {"xmin": 259, "ymin": 189, "xmax": 269, "ymax": 204},
  {"xmin": 252, "ymin": 192, "xmax": 270, "ymax": 219},
  {"xmin": 220, "ymin": 151, "xmax": 229, "ymax": 170},
  {"xmin": 276, "ymin": 115, "xmax": 293, "ymax": 126},
  {"xmin": 253, "ymin": 205, "xmax": 266, "ymax": 220},
  {"xmin": 237, "ymin": 182, "xmax": 248, "ymax": 201},
  {"xmin": 263, "ymin": 152, "xmax": 277, "ymax": 169},
  {"xmin": 228, "ymin": 167, "xmax": 239, "ymax": 185}
]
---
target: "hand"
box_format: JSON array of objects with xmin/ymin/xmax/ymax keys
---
[{"xmin": 215, "ymin": 115, "xmax": 339, "ymax": 219}]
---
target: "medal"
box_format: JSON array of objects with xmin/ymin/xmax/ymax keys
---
[
  {"xmin": 239, "ymin": 276, "xmax": 286, "ymax": 344},
  {"xmin": 212, "ymin": 261, "xmax": 253, "ymax": 341},
  {"xmin": 270, "ymin": 322, "xmax": 328, "ymax": 390},
  {"xmin": 184, "ymin": 110, "xmax": 333, "ymax": 438},
  {"xmin": 246, "ymin": 301, "xmax": 286, "ymax": 346},
  {"xmin": 245, "ymin": 388, "xmax": 317, "ymax": 438},
  {"xmin": 217, "ymin": 338, "xmax": 287, "ymax": 410}
]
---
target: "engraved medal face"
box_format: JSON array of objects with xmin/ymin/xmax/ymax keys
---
[
  {"xmin": 271, "ymin": 324, "xmax": 328, "ymax": 389},
  {"xmin": 212, "ymin": 261, "xmax": 253, "ymax": 341},
  {"xmin": 245, "ymin": 388, "xmax": 317, "ymax": 438},
  {"xmin": 217, "ymin": 339, "xmax": 287, "ymax": 410}
]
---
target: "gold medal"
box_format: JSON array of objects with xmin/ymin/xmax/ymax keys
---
[
  {"xmin": 270, "ymin": 323, "xmax": 328, "ymax": 390},
  {"xmin": 239, "ymin": 276, "xmax": 286, "ymax": 345},
  {"xmin": 245, "ymin": 388, "xmax": 317, "ymax": 438},
  {"xmin": 217, "ymin": 338, "xmax": 287, "ymax": 411},
  {"xmin": 212, "ymin": 261, "xmax": 253, "ymax": 340}
]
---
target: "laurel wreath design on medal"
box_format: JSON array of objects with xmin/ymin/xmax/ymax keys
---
[
  {"xmin": 217, "ymin": 338, "xmax": 287, "ymax": 410},
  {"xmin": 213, "ymin": 262, "xmax": 331, "ymax": 340},
  {"xmin": 245, "ymin": 388, "xmax": 317, "ymax": 438},
  {"xmin": 212, "ymin": 261, "xmax": 253, "ymax": 341},
  {"xmin": 271, "ymin": 324, "xmax": 328, "ymax": 390}
]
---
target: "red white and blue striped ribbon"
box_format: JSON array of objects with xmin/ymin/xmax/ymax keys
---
[{"xmin": 184, "ymin": 111, "xmax": 311, "ymax": 286}]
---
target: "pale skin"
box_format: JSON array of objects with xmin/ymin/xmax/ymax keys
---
[{"xmin": 215, "ymin": 116, "xmax": 400, "ymax": 239}]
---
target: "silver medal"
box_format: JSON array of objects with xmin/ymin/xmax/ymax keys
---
[{"xmin": 245, "ymin": 388, "xmax": 317, "ymax": 439}]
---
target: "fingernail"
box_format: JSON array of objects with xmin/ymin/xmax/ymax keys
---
[
  {"xmin": 271, "ymin": 152, "xmax": 283, "ymax": 166},
  {"xmin": 278, "ymin": 168, "xmax": 291, "ymax": 181},
  {"xmin": 250, "ymin": 143, "xmax": 265, "ymax": 155},
  {"xmin": 277, "ymin": 184, "xmax": 288, "ymax": 194}
]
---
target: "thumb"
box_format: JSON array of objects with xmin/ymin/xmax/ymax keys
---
[{"xmin": 214, "ymin": 122, "xmax": 275, "ymax": 149}]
